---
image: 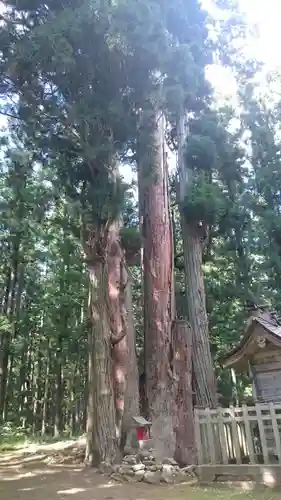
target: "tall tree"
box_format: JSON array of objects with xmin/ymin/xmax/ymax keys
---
[{"xmin": 138, "ymin": 105, "xmax": 175, "ymax": 457}]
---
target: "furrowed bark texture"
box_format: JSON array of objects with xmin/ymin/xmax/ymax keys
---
[
  {"xmin": 183, "ymin": 223, "xmax": 217, "ymax": 408},
  {"xmin": 107, "ymin": 223, "xmax": 128, "ymax": 446},
  {"xmin": 177, "ymin": 114, "xmax": 217, "ymax": 408},
  {"xmin": 85, "ymin": 220, "xmax": 139, "ymax": 464},
  {"xmin": 138, "ymin": 107, "xmax": 175, "ymax": 459},
  {"xmin": 107, "ymin": 223, "xmax": 139, "ymax": 453},
  {"xmin": 122, "ymin": 275, "xmax": 140, "ymax": 434},
  {"xmin": 172, "ymin": 319, "xmax": 196, "ymax": 465},
  {"xmin": 85, "ymin": 250, "xmax": 117, "ymax": 466}
]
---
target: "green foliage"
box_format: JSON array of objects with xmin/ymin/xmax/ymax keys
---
[
  {"xmin": 120, "ymin": 227, "xmax": 141, "ymax": 265},
  {"xmin": 0, "ymin": 422, "xmax": 29, "ymax": 451},
  {"xmin": 0, "ymin": 315, "xmax": 12, "ymax": 333},
  {"xmin": 185, "ymin": 134, "xmax": 218, "ymax": 171},
  {"xmin": 2, "ymin": 0, "xmax": 281, "ymax": 421},
  {"xmin": 181, "ymin": 109, "xmax": 245, "ymax": 232},
  {"xmin": 183, "ymin": 173, "xmax": 227, "ymax": 226}
]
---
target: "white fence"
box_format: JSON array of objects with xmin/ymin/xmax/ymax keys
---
[{"xmin": 194, "ymin": 403, "xmax": 281, "ymax": 465}]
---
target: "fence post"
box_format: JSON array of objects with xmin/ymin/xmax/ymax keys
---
[
  {"xmin": 242, "ymin": 404, "xmax": 255, "ymax": 464},
  {"xmin": 206, "ymin": 407, "xmax": 216, "ymax": 464},
  {"xmin": 230, "ymin": 405, "xmax": 242, "ymax": 464},
  {"xmin": 269, "ymin": 402, "xmax": 281, "ymax": 464},
  {"xmin": 194, "ymin": 408, "xmax": 203, "ymax": 465},
  {"xmin": 256, "ymin": 403, "xmax": 269, "ymax": 464},
  {"xmin": 217, "ymin": 407, "xmax": 228, "ymax": 464}
]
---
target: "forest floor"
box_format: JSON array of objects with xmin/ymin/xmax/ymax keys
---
[{"xmin": 0, "ymin": 440, "xmax": 280, "ymax": 500}]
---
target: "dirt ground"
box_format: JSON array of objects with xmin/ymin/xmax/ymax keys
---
[
  {"xmin": 0, "ymin": 442, "xmax": 191, "ymax": 500},
  {"xmin": 0, "ymin": 442, "xmax": 280, "ymax": 500},
  {"xmin": 0, "ymin": 458, "xmax": 175, "ymax": 500}
]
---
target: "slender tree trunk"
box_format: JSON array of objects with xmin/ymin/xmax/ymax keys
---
[
  {"xmin": 172, "ymin": 320, "xmax": 195, "ymax": 465},
  {"xmin": 138, "ymin": 106, "xmax": 175, "ymax": 459},
  {"xmin": 54, "ymin": 335, "xmax": 63, "ymax": 437},
  {"xmin": 18, "ymin": 339, "xmax": 27, "ymax": 418},
  {"xmin": 121, "ymin": 274, "xmax": 140, "ymax": 449},
  {"xmin": 85, "ymin": 256, "xmax": 117, "ymax": 466},
  {"xmin": 32, "ymin": 352, "xmax": 41, "ymax": 435},
  {"xmin": 42, "ymin": 345, "xmax": 50, "ymax": 436},
  {"xmin": 177, "ymin": 114, "xmax": 217, "ymax": 408},
  {"xmin": 0, "ymin": 268, "xmax": 12, "ymax": 420},
  {"xmin": 0, "ymin": 341, "xmax": 9, "ymax": 421}
]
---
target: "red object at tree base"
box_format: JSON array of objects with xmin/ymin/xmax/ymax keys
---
[{"xmin": 136, "ymin": 427, "xmax": 149, "ymax": 441}]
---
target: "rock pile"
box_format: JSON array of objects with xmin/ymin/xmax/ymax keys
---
[{"xmin": 100, "ymin": 453, "xmax": 196, "ymax": 484}]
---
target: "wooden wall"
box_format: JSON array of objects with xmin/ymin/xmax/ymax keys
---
[{"xmin": 251, "ymin": 343, "xmax": 281, "ymax": 402}]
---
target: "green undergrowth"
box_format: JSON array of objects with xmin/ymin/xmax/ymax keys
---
[{"xmin": 0, "ymin": 422, "xmax": 82, "ymax": 452}]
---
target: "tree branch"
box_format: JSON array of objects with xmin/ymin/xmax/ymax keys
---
[{"xmin": 0, "ymin": 110, "xmax": 21, "ymax": 120}]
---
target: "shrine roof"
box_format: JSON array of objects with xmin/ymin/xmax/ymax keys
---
[{"xmin": 223, "ymin": 312, "xmax": 281, "ymax": 370}]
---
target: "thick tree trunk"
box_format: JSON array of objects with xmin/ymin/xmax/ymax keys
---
[
  {"xmin": 85, "ymin": 257, "xmax": 117, "ymax": 466},
  {"xmin": 0, "ymin": 236, "xmax": 22, "ymax": 421},
  {"xmin": 107, "ymin": 223, "xmax": 128, "ymax": 446},
  {"xmin": 107, "ymin": 223, "xmax": 139, "ymax": 454},
  {"xmin": 172, "ymin": 320, "xmax": 196, "ymax": 465},
  {"xmin": 178, "ymin": 114, "xmax": 217, "ymax": 408},
  {"xmin": 138, "ymin": 107, "xmax": 175, "ymax": 459},
  {"xmin": 182, "ymin": 221, "xmax": 217, "ymax": 407}
]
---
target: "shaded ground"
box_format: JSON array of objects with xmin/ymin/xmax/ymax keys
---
[{"xmin": 0, "ymin": 442, "xmax": 280, "ymax": 500}]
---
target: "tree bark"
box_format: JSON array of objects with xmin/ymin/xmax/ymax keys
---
[
  {"xmin": 172, "ymin": 320, "xmax": 196, "ymax": 465},
  {"xmin": 0, "ymin": 267, "xmax": 12, "ymax": 420},
  {"xmin": 122, "ymin": 274, "xmax": 140, "ymax": 448},
  {"xmin": 85, "ymin": 254, "xmax": 117, "ymax": 466},
  {"xmin": 54, "ymin": 343, "xmax": 63, "ymax": 437},
  {"xmin": 138, "ymin": 106, "xmax": 175, "ymax": 459},
  {"xmin": 183, "ymin": 222, "xmax": 217, "ymax": 407},
  {"xmin": 107, "ymin": 222, "xmax": 139, "ymax": 454},
  {"xmin": 41, "ymin": 344, "xmax": 50, "ymax": 436},
  {"xmin": 0, "ymin": 337, "xmax": 9, "ymax": 421},
  {"xmin": 107, "ymin": 222, "xmax": 128, "ymax": 446},
  {"xmin": 177, "ymin": 113, "xmax": 217, "ymax": 408}
]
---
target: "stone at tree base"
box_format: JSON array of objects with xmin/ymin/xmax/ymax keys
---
[
  {"xmin": 132, "ymin": 463, "xmax": 145, "ymax": 471},
  {"xmin": 162, "ymin": 464, "xmax": 174, "ymax": 474},
  {"xmin": 143, "ymin": 470, "xmax": 162, "ymax": 484},
  {"xmin": 161, "ymin": 465, "xmax": 174, "ymax": 484},
  {"xmin": 173, "ymin": 470, "xmax": 191, "ymax": 483},
  {"xmin": 119, "ymin": 465, "xmax": 135, "ymax": 475},
  {"xmin": 138, "ymin": 448, "xmax": 154, "ymax": 459},
  {"xmin": 142, "ymin": 459, "xmax": 155, "ymax": 466},
  {"xmin": 123, "ymin": 455, "xmax": 138, "ymax": 464},
  {"xmin": 148, "ymin": 465, "xmax": 160, "ymax": 472},
  {"xmin": 99, "ymin": 450, "xmax": 197, "ymax": 485},
  {"xmin": 133, "ymin": 470, "xmax": 145, "ymax": 481}
]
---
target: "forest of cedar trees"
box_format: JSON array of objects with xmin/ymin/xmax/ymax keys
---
[{"xmin": 0, "ymin": 0, "xmax": 281, "ymax": 466}]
